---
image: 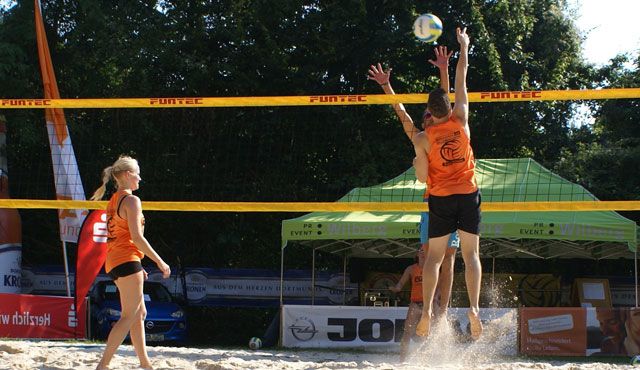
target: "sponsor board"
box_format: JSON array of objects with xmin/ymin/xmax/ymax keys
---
[
  {"xmin": 23, "ymin": 266, "xmax": 357, "ymax": 307},
  {"xmin": 0, "ymin": 293, "xmax": 86, "ymax": 339},
  {"xmin": 282, "ymin": 305, "xmax": 516, "ymax": 351}
]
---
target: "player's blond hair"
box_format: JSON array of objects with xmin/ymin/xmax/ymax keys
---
[{"xmin": 90, "ymin": 155, "xmax": 139, "ymax": 200}]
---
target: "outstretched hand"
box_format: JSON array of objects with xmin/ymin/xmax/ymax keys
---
[
  {"xmin": 367, "ymin": 63, "xmax": 391, "ymax": 86},
  {"xmin": 428, "ymin": 45, "xmax": 453, "ymax": 69},
  {"xmin": 456, "ymin": 27, "xmax": 470, "ymax": 48}
]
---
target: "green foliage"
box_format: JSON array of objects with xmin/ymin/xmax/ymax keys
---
[
  {"xmin": 556, "ymin": 55, "xmax": 640, "ymax": 203},
  {"xmin": 0, "ymin": 0, "xmax": 635, "ymax": 278},
  {"xmin": 556, "ymin": 140, "xmax": 640, "ymax": 200}
]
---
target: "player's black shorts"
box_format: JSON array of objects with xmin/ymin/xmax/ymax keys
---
[
  {"xmin": 428, "ymin": 190, "xmax": 481, "ymax": 238},
  {"xmin": 108, "ymin": 261, "xmax": 143, "ymax": 281}
]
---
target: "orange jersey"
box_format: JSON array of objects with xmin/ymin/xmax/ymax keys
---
[
  {"xmin": 104, "ymin": 190, "xmax": 144, "ymax": 273},
  {"xmin": 425, "ymin": 116, "xmax": 477, "ymax": 196},
  {"xmin": 410, "ymin": 264, "xmax": 423, "ymax": 302}
]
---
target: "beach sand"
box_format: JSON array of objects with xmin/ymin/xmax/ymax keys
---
[
  {"xmin": 0, "ymin": 309, "xmax": 632, "ymax": 370},
  {"xmin": 0, "ymin": 339, "xmax": 634, "ymax": 370}
]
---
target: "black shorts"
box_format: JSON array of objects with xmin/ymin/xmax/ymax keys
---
[
  {"xmin": 428, "ymin": 190, "xmax": 481, "ymax": 238},
  {"xmin": 108, "ymin": 261, "xmax": 143, "ymax": 281}
]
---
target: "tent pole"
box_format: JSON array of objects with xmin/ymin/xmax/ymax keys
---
[
  {"xmin": 312, "ymin": 248, "xmax": 316, "ymax": 306},
  {"xmin": 280, "ymin": 242, "xmax": 286, "ymax": 307},
  {"xmin": 279, "ymin": 242, "xmax": 287, "ymax": 347},
  {"xmin": 343, "ymin": 253, "xmax": 347, "ymax": 305},
  {"xmin": 635, "ymin": 249, "xmax": 638, "ymax": 308}
]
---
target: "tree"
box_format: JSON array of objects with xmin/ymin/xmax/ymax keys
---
[
  {"xmin": 0, "ymin": 0, "xmax": 597, "ymax": 268},
  {"xmin": 556, "ymin": 54, "xmax": 640, "ymax": 205}
]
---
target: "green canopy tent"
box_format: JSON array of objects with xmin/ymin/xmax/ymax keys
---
[{"xmin": 279, "ymin": 158, "xmax": 638, "ymax": 304}]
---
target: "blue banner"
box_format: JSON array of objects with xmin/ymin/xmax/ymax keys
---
[{"xmin": 21, "ymin": 266, "xmax": 359, "ymax": 307}]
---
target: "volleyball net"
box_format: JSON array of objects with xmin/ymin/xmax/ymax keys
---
[
  {"xmin": 1, "ymin": 88, "xmax": 640, "ymax": 213},
  {"xmin": 2, "ymin": 88, "xmax": 639, "ymax": 109}
]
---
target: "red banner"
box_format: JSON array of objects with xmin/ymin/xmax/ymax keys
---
[
  {"xmin": 75, "ymin": 210, "xmax": 107, "ymax": 315},
  {"xmin": 0, "ymin": 293, "xmax": 85, "ymax": 339},
  {"xmin": 520, "ymin": 307, "xmax": 587, "ymax": 356}
]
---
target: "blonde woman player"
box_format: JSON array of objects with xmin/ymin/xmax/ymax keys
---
[{"xmin": 92, "ymin": 155, "xmax": 171, "ymax": 370}]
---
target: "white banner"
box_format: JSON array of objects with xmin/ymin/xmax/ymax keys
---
[
  {"xmin": 36, "ymin": 0, "xmax": 87, "ymax": 243},
  {"xmin": 283, "ymin": 305, "xmax": 406, "ymax": 348},
  {"xmin": 22, "ymin": 267, "xmax": 358, "ymax": 306},
  {"xmin": 282, "ymin": 305, "xmax": 517, "ymax": 352},
  {"xmin": 0, "ymin": 244, "xmax": 21, "ymax": 293},
  {"xmin": 46, "ymin": 124, "xmax": 87, "ymax": 243}
]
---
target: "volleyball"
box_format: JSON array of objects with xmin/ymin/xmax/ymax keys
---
[
  {"xmin": 413, "ymin": 13, "xmax": 443, "ymax": 43},
  {"xmin": 248, "ymin": 337, "xmax": 262, "ymax": 350},
  {"xmin": 632, "ymin": 355, "xmax": 640, "ymax": 365}
]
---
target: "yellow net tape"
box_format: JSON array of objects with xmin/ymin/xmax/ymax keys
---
[
  {"xmin": 2, "ymin": 88, "xmax": 639, "ymax": 109},
  {"xmin": 1, "ymin": 199, "xmax": 639, "ymax": 212}
]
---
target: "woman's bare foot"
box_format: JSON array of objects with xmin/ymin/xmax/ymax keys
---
[
  {"xmin": 416, "ymin": 315, "xmax": 431, "ymax": 337},
  {"xmin": 468, "ymin": 309, "xmax": 482, "ymax": 340}
]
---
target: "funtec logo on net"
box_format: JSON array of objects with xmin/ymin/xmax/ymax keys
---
[{"xmin": 308, "ymin": 95, "xmax": 367, "ymax": 103}]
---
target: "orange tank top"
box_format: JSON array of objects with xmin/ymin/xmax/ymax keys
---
[
  {"xmin": 425, "ymin": 116, "xmax": 477, "ymax": 196},
  {"xmin": 105, "ymin": 190, "xmax": 144, "ymax": 273},
  {"xmin": 410, "ymin": 264, "xmax": 423, "ymax": 303}
]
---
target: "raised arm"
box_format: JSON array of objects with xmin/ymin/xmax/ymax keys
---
[
  {"xmin": 453, "ymin": 27, "xmax": 470, "ymax": 126},
  {"xmin": 368, "ymin": 63, "xmax": 418, "ymax": 141},
  {"xmin": 428, "ymin": 45, "xmax": 453, "ymax": 93},
  {"xmin": 412, "ymin": 133, "xmax": 429, "ymax": 183}
]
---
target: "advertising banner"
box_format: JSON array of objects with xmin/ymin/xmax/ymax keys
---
[
  {"xmin": 520, "ymin": 307, "xmax": 586, "ymax": 356},
  {"xmin": 282, "ymin": 305, "xmax": 406, "ymax": 349},
  {"xmin": 519, "ymin": 307, "xmax": 640, "ymax": 357},
  {"xmin": 75, "ymin": 210, "xmax": 108, "ymax": 315},
  {"xmin": 35, "ymin": 0, "xmax": 87, "ymax": 243},
  {"xmin": 22, "ymin": 266, "xmax": 358, "ymax": 307},
  {"xmin": 282, "ymin": 305, "xmax": 516, "ymax": 351},
  {"xmin": 0, "ymin": 293, "xmax": 85, "ymax": 339},
  {"xmin": 156, "ymin": 269, "xmax": 358, "ymax": 307}
]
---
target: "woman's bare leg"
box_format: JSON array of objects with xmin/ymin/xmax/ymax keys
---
[
  {"xmin": 95, "ymin": 271, "xmax": 144, "ymax": 370},
  {"xmin": 129, "ymin": 300, "xmax": 152, "ymax": 368}
]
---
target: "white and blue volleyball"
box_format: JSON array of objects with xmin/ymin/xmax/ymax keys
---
[
  {"xmin": 248, "ymin": 336, "xmax": 262, "ymax": 350},
  {"xmin": 413, "ymin": 13, "xmax": 443, "ymax": 43}
]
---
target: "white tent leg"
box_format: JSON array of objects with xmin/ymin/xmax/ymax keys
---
[
  {"xmin": 279, "ymin": 242, "xmax": 288, "ymax": 347},
  {"xmin": 312, "ymin": 248, "xmax": 316, "ymax": 306},
  {"xmin": 635, "ymin": 249, "xmax": 638, "ymax": 308},
  {"xmin": 280, "ymin": 243, "xmax": 286, "ymax": 307}
]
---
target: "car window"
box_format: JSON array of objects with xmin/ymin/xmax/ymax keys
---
[
  {"xmin": 102, "ymin": 283, "xmax": 120, "ymax": 301},
  {"xmin": 99, "ymin": 282, "xmax": 172, "ymax": 303},
  {"xmin": 144, "ymin": 283, "xmax": 172, "ymax": 303}
]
